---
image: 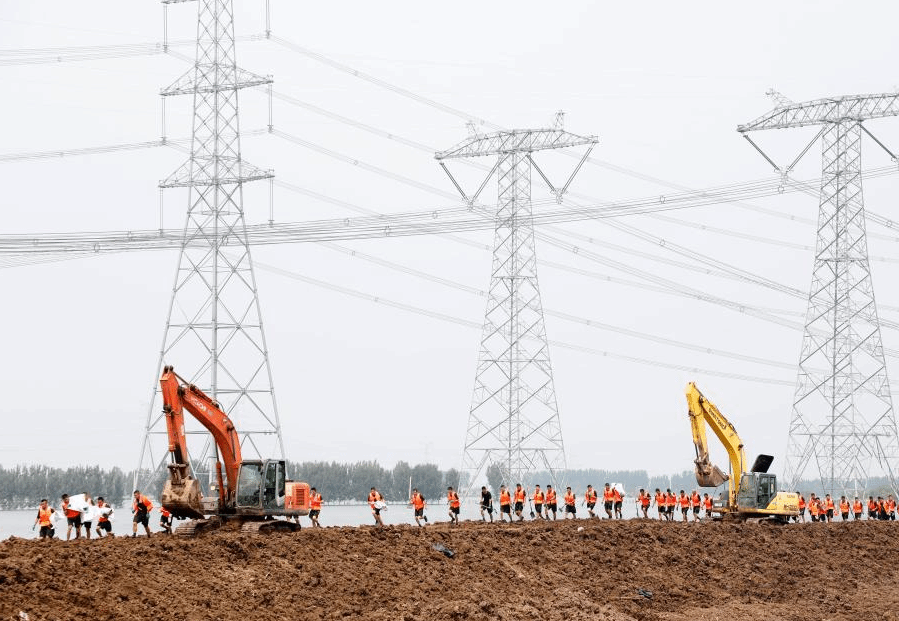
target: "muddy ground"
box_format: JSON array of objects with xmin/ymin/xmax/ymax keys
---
[{"xmin": 1, "ymin": 519, "xmax": 897, "ymax": 621}]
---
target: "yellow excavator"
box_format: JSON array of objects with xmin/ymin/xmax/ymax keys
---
[{"xmin": 685, "ymin": 382, "xmax": 798, "ymax": 521}]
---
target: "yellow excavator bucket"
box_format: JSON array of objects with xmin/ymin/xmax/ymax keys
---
[
  {"xmin": 161, "ymin": 464, "xmax": 205, "ymax": 520},
  {"xmin": 694, "ymin": 456, "xmax": 729, "ymax": 488}
]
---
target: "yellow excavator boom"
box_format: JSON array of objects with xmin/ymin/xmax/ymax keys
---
[{"xmin": 685, "ymin": 382, "xmax": 747, "ymax": 504}]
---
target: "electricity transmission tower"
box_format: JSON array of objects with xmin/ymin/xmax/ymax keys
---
[
  {"xmin": 136, "ymin": 0, "xmax": 283, "ymax": 494},
  {"xmin": 739, "ymin": 92, "xmax": 899, "ymax": 495},
  {"xmin": 436, "ymin": 124, "xmax": 597, "ymax": 496}
]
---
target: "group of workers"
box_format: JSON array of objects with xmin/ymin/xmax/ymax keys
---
[
  {"xmin": 796, "ymin": 493, "xmax": 898, "ymax": 522},
  {"xmin": 32, "ymin": 490, "xmax": 171, "ymax": 540}
]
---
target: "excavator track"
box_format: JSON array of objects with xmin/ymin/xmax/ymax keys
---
[
  {"xmin": 240, "ymin": 519, "xmax": 301, "ymax": 535},
  {"xmin": 174, "ymin": 516, "xmax": 223, "ymax": 537}
]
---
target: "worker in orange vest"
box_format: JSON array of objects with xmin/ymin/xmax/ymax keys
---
[
  {"xmin": 33, "ymin": 499, "xmax": 56, "ymax": 540},
  {"xmin": 499, "ymin": 486, "xmax": 512, "ymax": 523},
  {"xmin": 531, "ymin": 485, "xmax": 545, "ymax": 520},
  {"xmin": 690, "ymin": 490, "xmax": 701, "ymax": 522},
  {"xmin": 368, "ymin": 487, "xmax": 385, "ymax": 527},
  {"xmin": 563, "ymin": 487, "xmax": 577, "ymax": 519},
  {"xmin": 612, "ymin": 486, "xmax": 624, "ymax": 519},
  {"xmin": 94, "ymin": 497, "xmax": 114, "ymax": 537},
  {"xmin": 797, "ymin": 493, "xmax": 806, "ymax": 523},
  {"xmin": 877, "ymin": 496, "xmax": 887, "ymax": 520},
  {"xmin": 446, "ymin": 486, "xmax": 461, "ymax": 525},
  {"xmin": 666, "ymin": 489, "xmax": 677, "ymax": 522},
  {"xmin": 838, "ymin": 496, "xmax": 850, "ymax": 521},
  {"xmin": 132, "ymin": 490, "xmax": 153, "ymax": 537},
  {"xmin": 637, "ymin": 488, "xmax": 651, "ymax": 519},
  {"xmin": 584, "ymin": 485, "xmax": 598, "ymax": 519},
  {"xmin": 852, "ymin": 497, "xmax": 863, "ymax": 521},
  {"xmin": 61, "ymin": 494, "xmax": 82, "ymax": 540},
  {"xmin": 867, "ymin": 496, "xmax": 878, "ymax": 520},
  {"xmin": 544, "ymin": 485, "xmax": 558, "ymax": 521},
  {"xmin": 601, "ymin": 483, "xmax": 614, "ymax": 519},
  {"xmin": 703, "ymin": 493, "xmax": 713, "ymax": 519},
  {"xmin": 824, "ymin": 494, "xmax": 835, "ymax": 523},
  {"xmin": 159, "ymin": 507, "xmax": 173, "ymax": 535},
  {"xmin": 410, "ymin": 488, "xmax": 427, "ymax": 527},
  {"xmin": 513, "ymin": 484, "xmax": 526, "ymax": 522},
  {"xmin": 678, "ymin": 490, "xmax": 690, "ymax": 522},
  {"xmin": 808, "ymin": 494, "xmax": 819, "ymax": 522},
  {"xmin": 309, "ymin": 487, "xmax": 323, "ymax": 528},
  {"xmin": 887, "ymin": 495, "xmax": 897, "ymax": 520},
  {"xmin": 653, "ymin": 489, "xmax": 665, "ymax": 521}
]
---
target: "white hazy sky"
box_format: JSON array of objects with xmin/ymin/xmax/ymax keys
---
[{"xmin": 2, "ymin": 1, "xmax": 899, "ymax": 479}]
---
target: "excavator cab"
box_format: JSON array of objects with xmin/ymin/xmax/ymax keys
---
[
  {"xmin": 235, "ymin": 459, "xmax": 287, "ymax": 513},
  {"xmin": 736, "ymin": 472, "xmax": 778, "ymax": 510}
]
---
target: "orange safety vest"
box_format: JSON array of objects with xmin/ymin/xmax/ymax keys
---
[
  {"xmin": 368, "ymin": 491, "xmax": 381, "ymax": 508},
  {"xmin": 500, "ymin": 491, "xmax": 511, "ymax": 506},
  {"xmin": 564, "ymin": 492, "xmax": 575, "ymax": 506},
  {"xmin": 161, "ymin": 508, "xmax": 171, "ymax": 519},
  {"xmin": 879, "ymin": 501, "xmax": 887, "ymax": 513},
  {"xmin": 546, "ymin": 490, "xmax": 557, "ymax": 504},
  {"xmin": 654, "ymin": 493, "xmax": 664, "ymax": 507},
  {"xmin": 310, "ymin": 493, "xmax": 323, "ymax": 510},
  {"xmin": 612, "ymin": 489, "xmax": 622, "ymax": 503},
  {"xmin": 448, "ymin": 492, "xmax": 460, "ymax": 508},
  {"xmin": 679, "ymin": 495, "xmax": 690, "ymax": 509},
  {"xmin": 809, "ymin": 501, "xmax": 819, "ymax": 516},
  {"xmin": 640, "ymin": 493, "xmax": 651, "ymax": 508},
  {"xmin": 798, "ymin": 496, "xmax": 806, "ymax": 510},
  {"xmin": 133, "ymin": 495, "xmax": 153, "ymax": 513},
  {"xmin": 585, "ymin": 490, "xmax": 597, "ymax": 503},
  {"xmin": 853, "ymin": 501, "xmax": 862, "ymax": 514},
  {"xmin": 62, "ymin": 500, "xmax": 80, "ymax": 519},
  {"xmin": 38, "ymin": 507, "xmax": 53, "ymax": 527},
  {"xmin": 514, "ymin": 489, "xmax": 526, "ymax": 503},
  {"xmin": 825, "ymin": 498, "xmax": 835, "ymax": 511},
  {"xmin": 691, "ymin": 493, "xmax": 700, "ymax": 507},
  {"xmin": 97, "ymin": 503, "xmax": 110, "ymax": 523},
  {"xmin": 839, "ymin": 500, "xmax": 849, "ymax": 514},
  {"xmin": 603, "ymin": 488, "xmax": 614, "ymax": 502},
  {"xmin": 532, "ymin": 490, "xmax": 544, "ymax": 504},
  {"xmin": 887, "ymin": 499, "xmax": 896, "ymax": 512},
  {"xmin": 868, "ymin": 499, "xmax": 878, "ymax": 512},
  {"xmin": 666, "ymin": 493, "xmax": 677, "ymax": 507},
  {"xmin": 411, "ymin": 493, "xmax": 424, "ymax": 510},
  {"xmin": 703, "ymin": 496, "xmax": 713, "ymax": 510}
]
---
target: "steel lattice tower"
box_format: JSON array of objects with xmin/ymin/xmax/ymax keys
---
[
  {"xmin": 437, "ymin": 127, "xmax": 596, "ymax": 495},
  {"xmin": 739, "ymin": 93, "xmax": 899, "ymax": 495},
  {"xmin": 136, "ymin": 0, "xmax": 282, "ymax": 493}
]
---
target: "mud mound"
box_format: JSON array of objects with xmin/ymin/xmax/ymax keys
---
[{"xmin": 2, "ymin": 520, "xmax": 898, "ymax": 621}]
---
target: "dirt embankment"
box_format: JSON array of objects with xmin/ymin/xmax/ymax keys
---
[{"xmin": 2, "ymin": 519, "xmax": 898, "ymax": 621}]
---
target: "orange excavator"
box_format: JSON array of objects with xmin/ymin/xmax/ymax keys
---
[{"xmin": 159, "ymin": 365, "xmax": 310, "ymax": 535}]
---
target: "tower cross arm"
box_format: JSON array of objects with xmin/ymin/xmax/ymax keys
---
[
  {"xmin": 738, "ymin": 92, "xmax": 899, "ymax": 132},
  {"xmin": 435, "ymin": 129, "xmax": 597, "ymax": 160}
]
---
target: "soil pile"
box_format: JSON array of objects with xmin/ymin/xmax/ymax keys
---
[{"xmin": 2, "ymin": 519, "xmax": 897, "ymax": 621}]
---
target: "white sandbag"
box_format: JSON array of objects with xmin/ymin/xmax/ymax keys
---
[
  {"xmin": 67, "ymin": 493, "xmax": 89, "ymax": 512},
  {"xmin": 612, "ymin": 483, "xmax": 626, "ymax": 496},
  {"xmin": 80, "ymin": 504, "xmax": 100, "ymax": 523}
]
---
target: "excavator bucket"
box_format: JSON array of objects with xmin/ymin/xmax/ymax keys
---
[
  {"xmin": 694, "ymin": 457, "xmax": 729, "ymax": 488},
  {"xmin": 161, "ymin": 464, "xmax": 205, "ymax": 520}
]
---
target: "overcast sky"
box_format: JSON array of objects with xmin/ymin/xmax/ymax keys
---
[{"xmin": 3, "ymin": 1, "xmax": 899, "ymax": 481}]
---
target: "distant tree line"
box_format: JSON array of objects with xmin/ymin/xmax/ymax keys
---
[
  {"xmin": 0, "ymin": 464, "xmax": 132, "ymax": 510},
  {"xmin": 2, "ymin": 462, "xmax": 894, "ymax": 510}
]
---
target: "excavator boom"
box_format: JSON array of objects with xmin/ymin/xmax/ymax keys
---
[
  {"xmin": 160, "ymin": 365, "xmax": 242, "ymax": 519},
  {"xmin": 685, "ymin": 382, "xmax": 747, "ymax": 503}
]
